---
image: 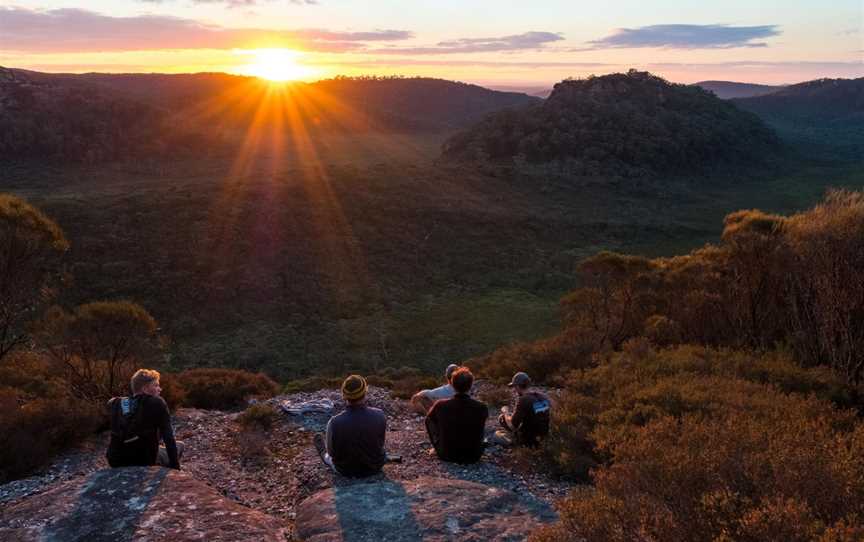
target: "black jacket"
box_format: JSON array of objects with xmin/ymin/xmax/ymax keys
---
[
  {"xmin": 326, "ymin": 404, "xmax": 387, "ymax": 477},
  {"xmin": 426, "ymin": 393, "xmax": 488, "ymax": 464},
  {"xmin": 106, "ymin": 394, "xmax": 180, "ymax": 469},
  {"xmin": 511, "ymin": 391, "xmax": 551, "ymax": 446}
]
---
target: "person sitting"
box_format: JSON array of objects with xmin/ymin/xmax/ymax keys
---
[
  {"xmin": 425, "ymin": 367, "xmax": 488, "ymax": 464},
  {"xmin": 106, "ymin": 369, "xmax": 182, "ymax": 470},
  {"xmin": 314, "ymin": 375, "xmax": 387, "ymax": 477},
  {"xmin": 410, "ymin": 363, "xmax": 459, "ymax": 416},
  {"xmin": 498, "ymin": 372, "xmax": 551, "ymax": 447}
]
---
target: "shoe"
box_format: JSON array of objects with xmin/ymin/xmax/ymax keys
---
[{"xmin": 313, "ymin": 433, "xmax": 327, "ymax": 461}]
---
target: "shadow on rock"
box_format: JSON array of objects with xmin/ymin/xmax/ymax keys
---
[{"xmin": 47, "ymin": 468, "xmax": 169, "ymax": 542}]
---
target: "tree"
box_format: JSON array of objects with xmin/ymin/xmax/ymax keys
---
[
  {"xmin": 0, "ymin": 194, "xmax": 68, "ymax": 363},
  {"xmin": 562, "ymin": 252, "xmax": 657, "ymax": 349},
  {"xmin": 38, "ymin": 301, "xmax": 161, "ymax": 400}
]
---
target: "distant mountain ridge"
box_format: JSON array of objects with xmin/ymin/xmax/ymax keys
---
[
  {"xmin": 733, "ymin": 77, "xmax": 864, "ymax": 119},
  {"xmin": 693, "ymin": 80, "xmax": 785, "ymax": 100},
  {"xmin": 731, "ymin": 77, "xmax": 864, "ymax": 160},
  {"xmin": 0, "ymin": 67, "xmax": 539, "ymax": 162},
  {"xmin": 442, "ymin": 70, "xmax": 780, "ymax": 177}
]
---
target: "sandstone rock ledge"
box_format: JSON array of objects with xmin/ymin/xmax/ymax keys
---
[
  {"xmin": 296, "ymin": 476, "xmax": 557, "ymax": 542},
  {"xmin": 0, "ymin": 467, "xmax": 288, "ymax": 542}
]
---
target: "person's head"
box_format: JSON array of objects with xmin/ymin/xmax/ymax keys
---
[
  {"xmin": 341, "ymin": 374, "xmax": 367, "ymax": 404},
  {"xmin": 130, "ymin": 369, "xmax": 162, "ymax": 397},
  {"xmin": 507, "ymin": 372, "xmax": 531, "ymax": 395},
  {"xmin": 444, "ymin": 363, "xmax": 459, "ymax": 384},
  {"xmin": 450, "ymin": 367, "xmax": 474, "ymax": 395}
]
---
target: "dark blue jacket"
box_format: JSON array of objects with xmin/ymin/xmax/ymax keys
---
[{"xmin": 326, "ymin": 404, "xmax": 387, "ymax": 477}]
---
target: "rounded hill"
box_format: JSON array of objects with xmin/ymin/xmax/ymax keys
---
[{"xmin": 442, "ymin": 70, "xmax": 781, "ymax": 177}]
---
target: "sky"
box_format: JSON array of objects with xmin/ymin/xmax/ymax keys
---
[{"xmin": 1, "ymin": 0, "xmax": 862, "ymax": 87}]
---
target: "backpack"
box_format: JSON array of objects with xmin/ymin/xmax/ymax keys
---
[{"xmin": 112, "ymin": 396, "xmax": 147, "ymax": 445}]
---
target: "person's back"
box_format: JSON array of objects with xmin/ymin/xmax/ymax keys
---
[
  {"xmin": 325, "ymin": 376, "xmax": 387, "ymax": 477},
  {"xmin": 106, "ymin": 369, "xmax": 180, "ymax": 469},
  {"xmin": 427, "ymin": 395, "xmax": 487, "ymax": 463},
  {"xmin": 425, "ymin": 367, "xmax": 488, "ymax": 463},
  {"xmin": 511, "ymin": 389, "xmax": 551, "ymax": 446}
]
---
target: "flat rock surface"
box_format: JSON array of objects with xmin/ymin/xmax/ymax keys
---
[
  {"xmin": 0, "ymin": 467, "xmax": 289, "ymax": 542},
  {"xmin": 0, "ymin": 383, "xmax": 572, "ymax": 541},
  {"xmin": 296, "ymin": 476, "xmax": 556, "ymax": 542}
]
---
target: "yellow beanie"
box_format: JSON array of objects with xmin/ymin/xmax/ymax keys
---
[{"xmin": 341, "ymin": 374, "xmax": 367, "ymax": 401}]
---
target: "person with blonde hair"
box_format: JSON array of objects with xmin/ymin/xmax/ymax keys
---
[{"xmin": 106, "ymin": 369, "xmax": 182, "ymax": 469}]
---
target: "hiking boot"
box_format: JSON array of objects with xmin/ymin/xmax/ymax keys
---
[{"xmin": 313, "ymin": 433, "xmax": 327, "ymax": 461}]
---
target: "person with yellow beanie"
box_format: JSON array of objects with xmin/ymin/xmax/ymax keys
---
[{"xmin": 314, "ymin": 375, "xmax": 387, "ymax": 477}]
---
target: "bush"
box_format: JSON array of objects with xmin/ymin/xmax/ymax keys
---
[
  {"xmin": 237, "ymin": 402, "xmax": 279, "ymax": 431},
  {"xmin": 554, "ymin": 190, "xmax": 864, "ymax": 387},
  {"xmin": 468, "ymin": 327, "xmax": 595, "ymax": 385},
  {"xmin": 0, "ymin": 352, "xmax": 105, "ymax": 482},
  {"xmin": 37, "ymin": 301, "xmax": 162, "ymax": 401},
  {"xmin": 175, "ymin": 368, "xmax": 279, "ymax": 410},
  {"xmin": 531, "ymin": 345, "xmax": 864, "ymax": 541}
]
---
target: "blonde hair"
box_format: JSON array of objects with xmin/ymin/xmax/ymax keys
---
[{"xmin": 130, "ymin": 369, "xmax": 160, "ymax": 394}]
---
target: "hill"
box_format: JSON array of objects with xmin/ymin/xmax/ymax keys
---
[
  {"xmin": 0, "ymin": 67, "xmax": 538, "ymax": 163},
  {"xmin": 733, "ymin": 77, "xmax": 864, "ymax": 160},
  {"xmin": 441, "ymin": 70, "xmax": 781, "ymax": 177},
  {"xmin": 693, "ymin": 80, "xmax": 785, "ymax": 99},
  {"xmin": 0, "ymin": 67, "xmax": 217, "ymax": 163}
]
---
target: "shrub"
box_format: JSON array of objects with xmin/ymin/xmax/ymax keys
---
[
  {"xmin": 0, "ymin": 352, "xmax": 105, "ymax": 481},
  {"xmin": 158, "ymin": 372, "xmax": 187, "ymax": 410},
  {"xmin": 531, "ymin": 346, "xmax": 864, "ymax": 541},
  {"xmin": 175, "ymin": 368, "xmax": 279, "ymax": 410},
  {"xmin": 37, "ymin": 301, "xmax": 161, "ymax": 401},
  {"xmin": 0, "ymin": 351, "xmax": 105, "ymax": 481},
  {"xmin": 468, "ymin": 326, "xmax": 595, "ymax": 384},
  {"xmin": 554, "ymin": 190, "xmax": 864, "ymax": 387},
  {"xmin": 237, "ymin": 402, "xmax": 279, "ymax": 431}
]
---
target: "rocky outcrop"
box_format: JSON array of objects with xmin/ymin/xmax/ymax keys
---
[
  {"xmin": 296, "ymin": 476, "xmax": 556, "ymax": 542},
  {"xmin": 0, "ymin": 467, "xmax": 288, "ymax": 542}
]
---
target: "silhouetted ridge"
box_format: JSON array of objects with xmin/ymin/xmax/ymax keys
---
[
  {"xmin": 0, "ymin": 68, "xmax": 539, "ymax": 163},
  {"xmin": 442, "ymin": 70, "xmax": 780, "ymax": 177},
  {"xmin": 733, "ymin": 77, "xmax": 864, "ymax": 120},
  {"xmin": 732, "ymin": 77, "xmax": 864, "ymax": 161},
  {"xmin": 0, "ymin": 67, "xmax": 208, "ymax": 163},
  {"xmin": 693, "ymin": 80, "xmax": 785, "ymax": 100}
]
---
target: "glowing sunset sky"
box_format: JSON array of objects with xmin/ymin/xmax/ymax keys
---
[{"xmin": 1, "ymin": 0, "xmax": 862, "ymax": 86}]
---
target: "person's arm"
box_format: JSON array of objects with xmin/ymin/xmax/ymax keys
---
[
  {"xmin": 425, "ymin": 403, "xmax": 441, "ymax": 448},
  {"xmin": 325, "ymin": 417, "xmax": 335, "ymax": 457},
  {"xmin": 510, "ymin": 395, "xmax": 530, "ymax": 431},
  {"xmin": 157, "ymin": 399, "xmax": 180, "ymax": 469}
]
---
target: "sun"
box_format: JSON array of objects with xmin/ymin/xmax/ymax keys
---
[{"xmin": 239, "ymin": 49, "xmax": 315, "ymax": 82}]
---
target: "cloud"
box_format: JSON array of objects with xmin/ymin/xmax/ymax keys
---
[
  {"xmin": 372, "ymin": 31, "xmax": 563, "ymax": 54},
  {"xmin": 590, "ymin": 24, "xmax": 781, "ymax": 49},
  {"xmin": 139, "ymin": 0, "xmax": 318, "ymax": 6},
  {"xmin": 0, "ymin": 7, "xmax": 408, "ymax": 53}
]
